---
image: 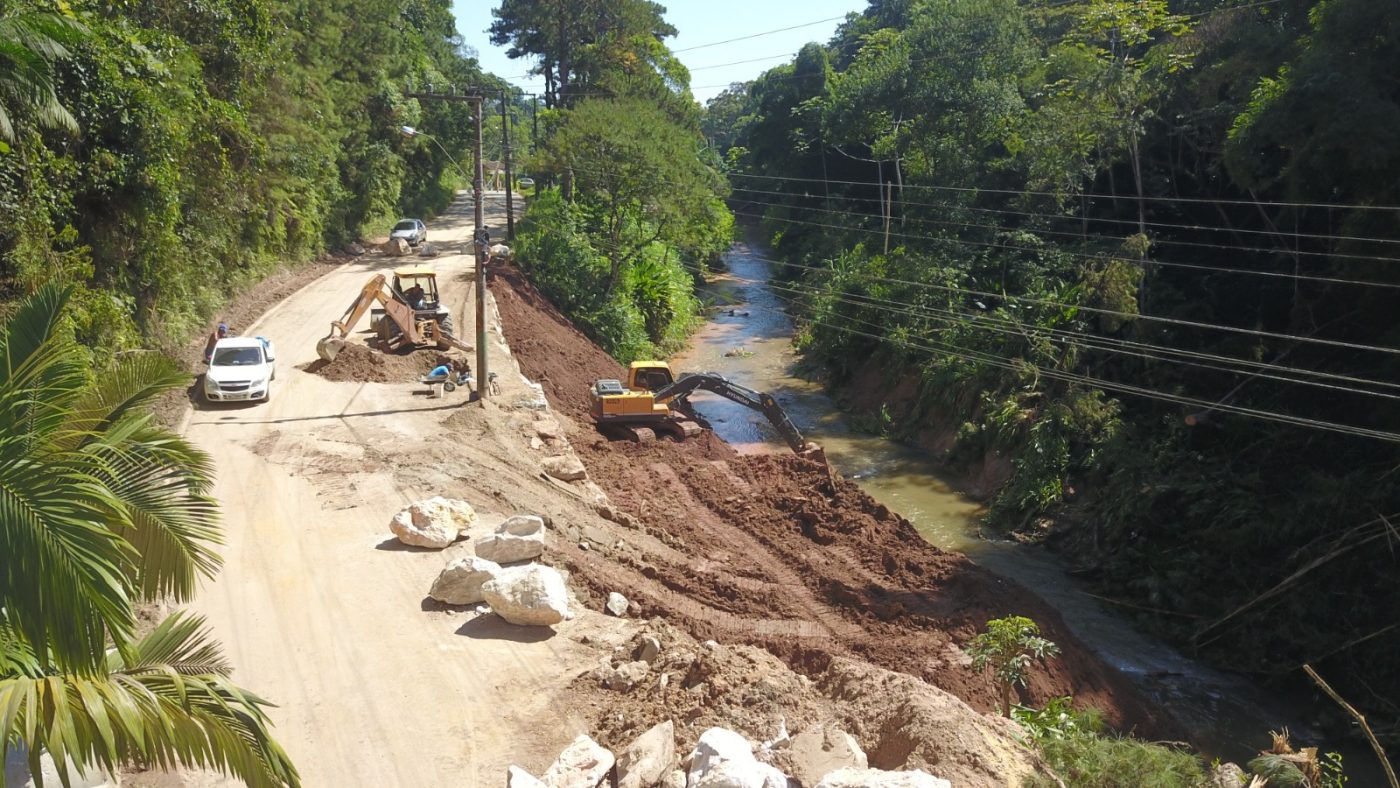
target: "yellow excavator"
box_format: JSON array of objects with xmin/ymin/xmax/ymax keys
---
[
  {"xmin": 591, "ymin": 361, "xmax": 824, "ymax": 459},
  {"xmin": 316, "ymin": 266, "xmax": 472, "ymax": 362}
]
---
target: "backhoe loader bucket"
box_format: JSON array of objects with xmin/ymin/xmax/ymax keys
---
[{"xmin": 317, "ymin": 336, "xmax": 347, "ymax": 362}]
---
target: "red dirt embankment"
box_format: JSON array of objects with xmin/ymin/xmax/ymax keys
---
[{"xmin": 489, "ymin": 263, "xmax": 1167, "ymax": 733}]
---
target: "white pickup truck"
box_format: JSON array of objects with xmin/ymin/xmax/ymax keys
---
[{"xmin": 203, "ymin": 336, "xmax": 276, "ymax": 403}]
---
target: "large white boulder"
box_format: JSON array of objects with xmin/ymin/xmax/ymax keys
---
[
  {"xmin": 618, "ymin": 720, "xmax": 675, "ymax": 788},
  {"xmin": 481, "ymin": 565, "xmax": 570, "ymax": 626},
  {"xmin": 541, "ymin": 734, "xmax": 615, "ymax": 788},
  {"xmin": 475, "ymin": 530, "xmax": 545, "ymax": 563},
  {"xmin": 815, "ymin": 768, "xmax": 950, "ymax": 788},
  {"xmin": 787, "ymin": 725, "xmax": 867, "ymax": 786},
  {"xmin": 428, "ymin": 556, "xmax": 500, "ymax": 605},
  {"xmin": 507, "ymin": 765, "xmax": 547, "ymax": 787},
  {"xmin": 686, "ymin": 728, "xmax": 787, "ymax": 788},
  {"xmin": 389, "ymin": 496, "xmax": 477, "ymax": 548},
  {"xmin": 383, "ymin": 237, "xmax": 410, "ymax": 256}
]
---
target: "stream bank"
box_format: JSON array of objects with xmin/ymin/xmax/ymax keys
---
[{"xmin": 671, "ymin": 238, "xmax": 1334, "ymax": 768}]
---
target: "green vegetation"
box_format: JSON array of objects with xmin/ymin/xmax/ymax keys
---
[
  {"xmin": 0, "ymin": 284, "xmax": 295, "ymax": 785},
  {"xmin": 711, "ymin": 0, "xmax": 1400, "ymax": 742},
  {"xmin": 1016, "ymin": 698, "xmax": 1208, "ymax": 786},
  {"xmin": 497, "ymin": 0, "xmax": 732, "ymax": 361},
  {"xmin": 967, "ymin": 615, "xmax": 1061, "ymax": 717},
  {"xmin": 0, "ymin": 0, "xmax": 505, "ymax": 361}
]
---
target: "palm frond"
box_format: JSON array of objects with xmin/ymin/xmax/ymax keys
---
[
  {"xmin": 1, "ymin": 614, "xmax": 299, "ymax": 788},
  {"xmin": 56, "ymin": 353, "xmax": 193, "ymax": 451}
]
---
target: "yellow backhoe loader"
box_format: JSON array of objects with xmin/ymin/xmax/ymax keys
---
[
  {"xmin": 316, "ymin": 267, "xmax": 472, "ymax": 362},
  {"xmin": 591, "ymin": 361, "xmax": 824, "ymax": 460}
]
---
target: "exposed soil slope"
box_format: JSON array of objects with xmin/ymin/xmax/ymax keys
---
[{"xmin": 489, "ymin": 263, "xmax": 1167, "ymax": 733}]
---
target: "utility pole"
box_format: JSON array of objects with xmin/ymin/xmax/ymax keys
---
[
  {"xmin": 501, "ymin": 91, "xmax": 515, "ymax": 241},
  {"xmin": 405, "ymin": 87, "xmax": 492, "ymax": 400}
]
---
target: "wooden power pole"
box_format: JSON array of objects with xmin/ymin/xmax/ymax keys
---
[{"xmin": 405, "ymin": 88, "xmax": 491, "ymax": 400}]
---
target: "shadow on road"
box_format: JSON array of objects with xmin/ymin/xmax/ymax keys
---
[{"xmin": 455, "ymin": 614, "xmax": 556, "ymax": 643}]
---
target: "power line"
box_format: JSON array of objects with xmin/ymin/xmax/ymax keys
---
[
  {"xmin": 730, "ymin": 172, "xmax": 1400, "ymax": 214},
  {"xmin": 720, "ymin": 211, "xmax": 1400, "ymax": 356},
  {"xmin": 673, "ymin": 15, "xmax": 850, "ymax": 53}
]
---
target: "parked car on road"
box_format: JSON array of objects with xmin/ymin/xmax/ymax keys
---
[
  {"xmin": 204, "ymin": 336, "xmax": 276, "ymax": 403},
  {"xmin": 390, "ymin": 218, "xmax": 427, "ymax": 246}
]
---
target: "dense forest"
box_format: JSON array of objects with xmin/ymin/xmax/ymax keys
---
[
  {"xmin": 0, "ymin": 0, "xmax": 504, "ymax": 360},
  {"xmin": 494, "ymin": 0, "xmax": 734, "ymax": 361},
  {"xmin": 707, "ymin": 0, "xmax": 1400, "ymax": 746}
]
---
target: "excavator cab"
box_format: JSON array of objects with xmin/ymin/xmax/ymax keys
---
[{"xmin": 627, "ymin": 361, "xmax": 675, "ymax": 392}]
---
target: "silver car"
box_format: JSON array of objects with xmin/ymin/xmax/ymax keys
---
[{"xmin": 390, "ymin": 218, "xmax": 427, "ymax": 246}]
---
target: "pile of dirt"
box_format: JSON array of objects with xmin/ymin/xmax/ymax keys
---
[
  {"xmin": 489, "ymin": 262, "xmax": 1170, "ymax": 736},
  {"xmin": 301, "ymin": 342, "xmax": 452, "ymax": 383}
]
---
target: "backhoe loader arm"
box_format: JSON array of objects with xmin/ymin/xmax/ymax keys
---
[
  {"xmin": 327, "ymin": 274, "xmax": 422, "ymax": 343},
  {"xmin": 656, "ymin": 373, "xmax": 809, "ymax": 454}
]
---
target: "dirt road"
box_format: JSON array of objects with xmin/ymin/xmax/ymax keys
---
[{"xmin": 171, "ymin": 195, "xmax": 610, "ymax": 786}]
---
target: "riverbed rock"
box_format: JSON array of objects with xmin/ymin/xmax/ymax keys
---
[
  {"xmin": 617, "ymin": 720, "xmax": 675, "ymax": 788},
  {"xmin": 686, "ymin": 728, "xmax": 787, "ymax": 788},
  {"xmin": 388, "ymin": 496, "xmax": 477, "ymax": 548},
  {"xmin": 815, "ymin": 768, "xmax": 949, "ymax": 788},
  {"xmin": 542, "ymin": 455, "xmax": 587, "ymax": 481},
  {"xmin": 428, "ymin": 556, "xmax": 500, "ymax": 605},
  {"xmin": 481, "ymin": 565, "xmax": 569, "ymax": 626},
  {"xmin": 606, "ymin": 591, "xmax": 630, "ymax": 617},
  {"xmin": 787, "ymin": 725, "xmax": 867, "ymax": 786},
  {"xmin": 541, "ymin": 734, "xmax": 614, "ymax": 788}
]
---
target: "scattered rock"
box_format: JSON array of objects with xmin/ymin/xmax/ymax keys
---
[
  {"xmin": 636, "ymin": 635, "xmax": 661, "ymax": 664},
  {"xmin": 507, "ymin": 765, "xmax": 546, "ymax": 787},
  {"xmin": 490, "ymin": 243, "xmax": 513, "ymax": 260},
  {"xmin": 542, "ymin": 454, "xmax": 588, "ymax": 482},
  {"xmin": 530, "ymin": 435, "xmax": 545, "ymax": 450},
  {"xmin": 498, "ymin": 514, "xmax": 546, "ymax": 536},
  {"xmin": 606, "ymin": 591, "xmax": 630, "ymax": 617},
  {"xmin": 388, "ymin": 496, "xmax": 477, "ymax": 548},
  {"xmin": 428, "ymin": 556, "xmax": 500, "ymax": 605},
  {"xmin": 578, "ymin": 541, "xmax": 591, "ymax": 551},
  {"xmin": 513, "ymin": 381, "xmax": 549, "ymax": 411},
  {"xmin": 1209, "ymin": 762, "xmax": 1248, "ymax": 788},
  {"xmin": 617, "ymin": 720, "xmax": 676, "ymax": 788},
  {"xmin": 597, "ymin": 659, "xmax": 651, "ymax": 692},
  {"xmin": 687, "ymin": 728, "xmax": 787, "ymax": 788},
  {"xmin": 815, "ymin": 767, "xmax": 949, "ymax": 788},
  {"xmin": 534, "ymin": 418, "xmax": 563, "ymax": 440},
  {"xmin": 481, "ymin": 565, "xmax": 570, "ymax": 626},
  {"xmin": 787, "ymin": 725, "xmax": 867, "ymax": 786},
  {"xmin": 475, "ymin": 531, "xmax": 544, "ymax": 563},
  {"xmin": 345, "ymin": 242, "xmax": 365, "ymax": 256},
  {"xmin": 662, "ymin": 770, "xmax": 685, "ymax": 788},
  {"xmin": 541, "ymin": 734, "xmax": 615, "ymax": 788},
  {"xmin": 383, "ymin": 237, "xmax": 409, "ymax": 256}
]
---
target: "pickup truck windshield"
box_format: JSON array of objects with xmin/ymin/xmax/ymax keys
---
[{"xmin": 212, "ymin": 347, "xmax": 263, "ymax": 366}]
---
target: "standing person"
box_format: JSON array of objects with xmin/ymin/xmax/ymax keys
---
[{"xmin": 203, "ymin": 323, "xmax": 229, "ymax": 363}]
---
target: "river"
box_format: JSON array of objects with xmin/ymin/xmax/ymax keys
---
[{"xmin": 671, "ymin": 238, "xmax": 1345, "ymax": 769}]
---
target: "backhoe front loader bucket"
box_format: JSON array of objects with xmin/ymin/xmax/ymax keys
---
[{"xmin": 317, "ymin": 336, "xmax": 346, "ymax": 362}]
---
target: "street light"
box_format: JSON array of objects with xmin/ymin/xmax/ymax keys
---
[{"xmin": 399, "ymin": 125, "xmax": 473, "ymax": 189}]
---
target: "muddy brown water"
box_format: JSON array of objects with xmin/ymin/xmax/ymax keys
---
[{"xmin": 673, "ymin": 239, "xmax": 1355, "ymax": 769}]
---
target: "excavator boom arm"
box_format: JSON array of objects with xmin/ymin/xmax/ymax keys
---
[
  {"xmin": 656, "ymin": 373, "xmax": 809, "ymax": 454},
  {"xmin": 328, "ymin": 274, "xmax": 423, "ymax": 344}
]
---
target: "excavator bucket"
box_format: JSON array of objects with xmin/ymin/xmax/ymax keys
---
[
  {"xmin": 797, "ymin": 442, "xmax": 827, "ymax": 465},
  {"xmin": 317, "ymin": 336, "xmax": 346, "ymax": 362}
]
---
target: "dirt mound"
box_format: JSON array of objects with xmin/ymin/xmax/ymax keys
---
[
  {"xmin": 488, "ymin": 265, "xmax": 625, "ymax": 423},
  {"xmin": 490, "ymin": 262, "xmax": 1170, "ymax": 737},
  {"xmin": 301, "ymin": 342, "xmax": 451, "ymax": 383}
]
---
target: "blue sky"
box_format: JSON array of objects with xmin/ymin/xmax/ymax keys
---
[{"xmin": 449, "ymin": 1, "xmax": 866, "ymax": 104}]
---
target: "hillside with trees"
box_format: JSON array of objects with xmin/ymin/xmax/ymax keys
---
[
  {"xmin": 493, "ymin": 0, "xmax": 733, "ymax": 361},
  {"xmin": 0, "ymin": 0, "xmax": 504, "ymax": 361},
  {"xmin": 710, "ymin": 0, "xmax": 1400, "ymax": 747}
]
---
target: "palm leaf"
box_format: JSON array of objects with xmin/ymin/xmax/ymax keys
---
[{"xmin": 0, "ymin": 613, "xmax": 299, "ymax": 788}]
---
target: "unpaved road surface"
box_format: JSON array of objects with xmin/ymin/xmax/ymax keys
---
[{"xmin": 167, "ymin": 195, "xmax": 609, "ymax": 786}]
